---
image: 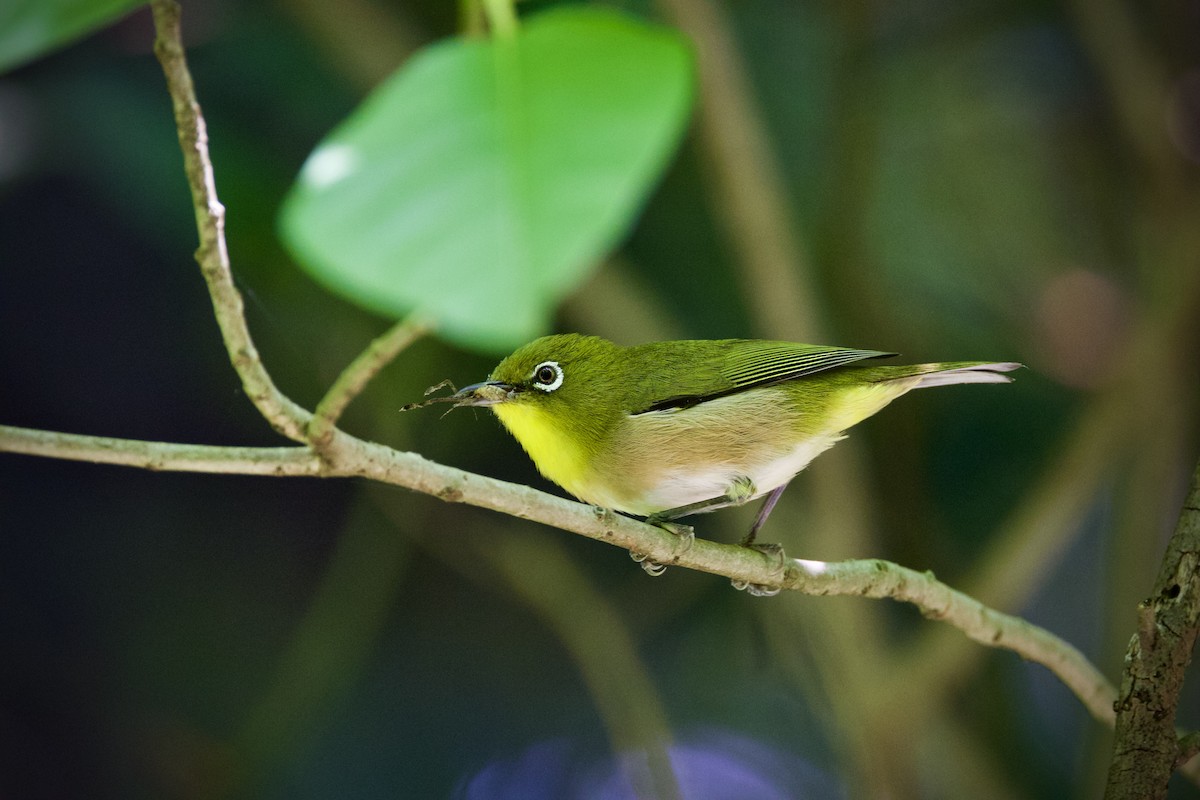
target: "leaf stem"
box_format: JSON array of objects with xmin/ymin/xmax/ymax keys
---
[{"xmin": 479, "ymin": 0, "xmax": 518, "ymax": 39}]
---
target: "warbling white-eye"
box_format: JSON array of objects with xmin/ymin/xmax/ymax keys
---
[{"xmin": 429, "ymin": 334, "xmax": 1019, "ymax": 554}]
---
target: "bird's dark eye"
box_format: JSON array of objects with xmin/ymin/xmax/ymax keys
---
[{"xmin": 531, "ymin": 361, "xmax": 563, "ymax": 392}]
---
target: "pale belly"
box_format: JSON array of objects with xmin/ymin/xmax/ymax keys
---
[
  {"xmin": 630, "ymin": 433, "xmax": 842, "ymax": 512},
  {"xmin": 583, "ymin": 388, "xmax": 843, "ymax": 516}
]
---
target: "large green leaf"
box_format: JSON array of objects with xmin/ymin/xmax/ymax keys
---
[
  {"xmin": 0, "ymin": 0, "xmax": 143, "ymax": 74},
  {"xmin": 280, "ymin": 8, "xmax": 693, "ymax": 354}
]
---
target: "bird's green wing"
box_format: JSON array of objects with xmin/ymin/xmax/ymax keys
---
[
  {"xmin": 629, "ymin": 340, "xmax": 894, "ymax": 413},
  {"xmin": 721, "ymin": 341, "xmax": 895, "ymax": 388}
]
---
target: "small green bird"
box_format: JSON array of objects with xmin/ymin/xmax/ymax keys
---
[{"xmin": 442, "ymin": 334, "xmax": 1020, "ymax": 549}]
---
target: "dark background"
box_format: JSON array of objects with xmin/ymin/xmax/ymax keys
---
[{"xmin": 2, "ymin": 0, "xmax": 1199, "ymax": 797}]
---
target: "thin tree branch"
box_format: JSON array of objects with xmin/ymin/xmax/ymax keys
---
[
  {"xmin": 892, "ymin": 374, "xmax": 1130, "ymax": 693},
  {"xmin": 151, "ymin": 0, "xmax": 312, "ymax": 443},
  {"xmin": 308, "ymin": 313, "xmax": 432, "ymax": 446},
  {"xmin": 0, "ymin": 425, "xmax": 322, "ymax": 475},
  {"xmin": 1104, "ymin": 460, "xmax": 1200, "ymax": 798},
  {"xmin": 776, "ymin": 557, "xmax": 1118, "ymax": 726},
  {"xmin": 0, "ymin": 420, "xmax": 1119, "ymax": 725}
]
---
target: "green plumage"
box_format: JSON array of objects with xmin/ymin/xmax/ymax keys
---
[{"xmin": 492, "ymin": 335, "xmax": 896, "ymax": 414}]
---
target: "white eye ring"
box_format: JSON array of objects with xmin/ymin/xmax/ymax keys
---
[{"xmin": 531, "ymin": 361, "xmax": 563, "ymax": 392}]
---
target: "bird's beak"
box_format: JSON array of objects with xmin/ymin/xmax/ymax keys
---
[{"xmin": 451, "ymin": 380, "xmax": 519, "ymax": 407}]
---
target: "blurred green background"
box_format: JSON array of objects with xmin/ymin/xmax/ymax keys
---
[{"xmin": 2, "ymin": 0, "xmax": 1199, "ymax": 798}]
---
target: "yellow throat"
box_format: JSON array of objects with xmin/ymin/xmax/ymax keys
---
[{"xmin": 491, "ymin": 401, "xmax": 593, "ymax": 499}]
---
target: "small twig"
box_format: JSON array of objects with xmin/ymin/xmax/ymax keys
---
[
  {"xmin": 150, "ymin": 0, "xmax": 312, "ymax": 443},
  {"xmin": 308, "ymin": 313, "xmax": 433, "ymax": 446}
]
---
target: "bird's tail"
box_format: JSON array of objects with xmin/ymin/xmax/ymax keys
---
[
  {"xmin": 905, "ymin": 361, "xmax": 1024, "ymax": 389},
  {"xmin": 825, "ymin": 361, "xmax": 1022, "ymax": 432}
]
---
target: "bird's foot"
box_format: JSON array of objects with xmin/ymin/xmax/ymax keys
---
[
  {"xmin": 730, "ymin": 542, "xmax": 788, "ymax": 596},
  {"xmin": 747, "ymin": 542, "xmax": 787, "ymax": 576},
  {"xmin": 630, "ymin": 518, "xmax": 696, "ymax": 576},
  {"xmin": 655, "ymin": 521, "xmax": 696, "ymax": 553}
]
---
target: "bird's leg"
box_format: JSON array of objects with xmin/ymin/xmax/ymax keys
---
[
  {"xmin": 635, "ymin": 477, "xmax": 758, "ymax": 576},
  {"xmin": 730, "ymin": 482, "xmax": 790, "ymax": 595},
  {"xmin": 742, "ymin": 482, "xmax": 788, "ymax": 548},
  {"xmin": 645, "ymin": 475, "xmax": 757, "ymax": 527},
  {"xmin": 632, "ymin": 511, "xmax": 697, "ymax": 576}
]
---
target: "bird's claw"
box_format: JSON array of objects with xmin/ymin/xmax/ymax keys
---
[
  {"xmin": 628, "ymin": 550, "xmax": 668, "ymax": 576},
  {"xmin": 657, "ymin": 521, "xmax": 695, "ymax": 553},
  {"xmin": 629, "ymin": 520, "xmax": 695, "ymax": 577},
  {"xmin": 729, "ymin": 542, "xmax": 787, "ymax": 596},
  {"xmin": 731, "ymin": 579, "xmax": 782, "ymax": 597},
  {"xmin": 641, "ymin": 560, "xmax": 668, "ymax": 577}
]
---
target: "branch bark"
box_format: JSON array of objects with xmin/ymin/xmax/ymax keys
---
[{"xmin": 1104, "ymin": 461, "xmax": 1200, "ymax": 798}]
